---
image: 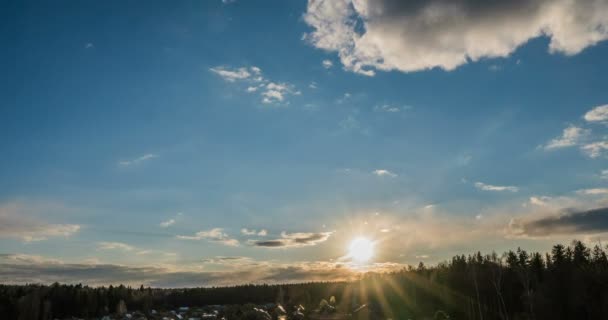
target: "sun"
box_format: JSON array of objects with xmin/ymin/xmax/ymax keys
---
[{"xmin": 348, "ymin": 237, "xmax": 374, "ymax": 263}]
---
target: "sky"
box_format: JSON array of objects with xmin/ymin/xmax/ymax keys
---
[{"xmin": 2, "ymin": 0, "xmax": 608, "ymax": 287}]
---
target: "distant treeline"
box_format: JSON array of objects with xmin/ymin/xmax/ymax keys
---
[{"xmin": 2, "ymin": 240, "xmax": 608, "ymax": 319}]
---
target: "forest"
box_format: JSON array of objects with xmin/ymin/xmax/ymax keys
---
[{"xmin": 2, "ymin": 240, "xmax": 608, "ymax": 319}]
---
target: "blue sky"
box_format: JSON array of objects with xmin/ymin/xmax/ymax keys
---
[{"xmin": 2, "ymin": 0, "xmax": 608, "ymax": 287}]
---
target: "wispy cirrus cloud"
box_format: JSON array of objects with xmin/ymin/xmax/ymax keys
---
[
  {"xmin": 97, "ymin": 241, "xmax": 135, "ymax": 252},
  {"xmin": 250, "ymin": 231, "xmax": 333, "ymax": 248},
  {"xmin": 97, "ymin": 241, "xmax": 176, "ymax": 258},
  {"xmin": 118, "ymin": 153, "xmax": 158, "ymax": 166},
  {"xmin": 303, "ymin": 0, "xmax": 608, "ymax": 75},
  {"xmin": 474, "ymin": 182, "xmax": 518, "ymax": 192},
  {"xmin": 177, "ymin": 228, "xmax": 239, "ymax": 247},
  {"xmin": 210, "ymin": 65, "xmax": 300, "ymax": 105}
]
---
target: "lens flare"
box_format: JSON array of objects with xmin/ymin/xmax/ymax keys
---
[{"xmin": 348, "ymin": 237, "xmax": 374, "ymax": 263}]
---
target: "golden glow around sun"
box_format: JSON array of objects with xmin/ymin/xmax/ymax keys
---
[{"xmin": 348, "ymin": 237, "xmax": 374, "ymax": 263}]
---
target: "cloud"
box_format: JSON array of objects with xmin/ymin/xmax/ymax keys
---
[
  {"xmin": 529, "ymin": 196, "xmax": 552, "ymax": 206},
  {"xmin": 118, "ymin": 153, "xmax": 157, "ymax": 166},
  {"xmin": 543, "ymin": 125, "xmax": 590, "ymax": 150},
  {"xmin": 322, "ymin": 59, "xmax": 333, "ymax": 69},
  {"xmin": 506, "ymin": 207, "xmax": 608, "ymax": 237},
  {"xmin": 581, "ymin": 141, "xmax": 608, "ymax": 158},
  {"xmin": 261, "ymin": 82, "xmax": 300, "ymax": 104},
  {"xmin": 250, "ymin": 231, "xmax": 333, "ymax": 248},
  {"xmin": 160, "ymin": 219, "xmax": 175, "ymax": 228},
  {"xmin": 601, "ymin": 170, "xmax": 608, "ymax": 180},
  {"xmin": 241, "ymin": 228, "xmax": 268, "ymax": 236},
  {"xmin": 0, "ymin": 202, "xmax": 80, "ymax": 242},
  {"xmin": 584, "ymin": 104, "xmax": 608, "ymax": 123},
  {"xmin": 577, "ymin": 188, "xmax": 608, "ymax": 195},
  {"xmin": 373, "ymin": 104, "xmax": 411, "ymax": 113},
  {"xmin": 97, "ymin": 242, "xmax": 135, "ymax": 252},
  {"xmin": 372, "ymin": 169, "xmax": 397, "ymax": 178},
  {"xmin": 210, "ymin": 66, "xmax": 299, "ymax": 105},
  {"xmin": 177, "ymin": 228, "xmax": 239, "ymax": 246},
  {"xmin": 84, "ymin": 43, "xmax": 94, "ymax": 49},
  {"xmin": 209, "ymin": 66, "xmax": 251, "ymax": 82},
  {"xmin": 97, "ymin": 242, "xmax": 176, "ymax": 258},
  {"xmin": 0, "ymin": 254, "xmax": 400, "ymax": 287},
  {"xmin": 303, "ymin": 0, "xmax": 608, "ymax": 75},
  {"xmin": 474, "ymin": 182, "xmax": 518, "ymax": 192}
]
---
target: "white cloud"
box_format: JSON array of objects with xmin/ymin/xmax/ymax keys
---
[
  {"xmin": 209, "ymin": 66, "xmax": 251, "ymax": 82},
  {"xmin": 97, "ymin": 242, "xmax": 135, "ymax": 252},
  {"xmin": 543, "ymin": 125, "xmax": 590, "ymax": 150},
  {"xmin": 601, "ymin": 170, "xmax": 608, "ymax": 180},
  {"xmin": 529, "ymin": 196, "xmax": 552, "ymax": 206},
  {"xmin": 241, "ymin": 228, "xmax": 256, "ymax": 236},
  {"xmin": 372, "ymin": 169, "xmax": 397, "ymax": 178},
  {"xmin": 322, "ymin": 59, "xmax": 333, "ymax": 69},
  {"xmin": 584, "ymin": 104, "xmax": 608, "ymax": 123},
  {"xmin": 84, "ymin": 43, "xmax": 94, "ymax": 49},
  {"xmin": 160, "ymin": 219, "xmax": 175, "ymax": 228},
  {"xmin": 303, "ymin": 0, "xmax": 608, "ymax": 75},
  {"xmin": 177, "ymin": 228, "xmax": 239, "ymax": 246},
  {"xmin": 118, "ymin": 153, "xmax": 158, "ymax": 166},
  {"xmin": 210, "ymin": 66, "xmax": 299, "ymax": 105},
  {"xmin": 577, "ymin": 188, "xmax": 608, "ymax": 195},
  {"xmin": 581, "ymin": 141, "xmax": 608, "ymax": 158},
  {"xmin": 309, "ymin": 81, "xmax": 318, "ymax": 89},
  {"xmin": 474, "ymin": 182, "xmax": 518, "ymax": 192},
  {"xmin": 373, "ymin": 104, "xmax": 410, "ymax": 113},
  {"xmin": 241, "ymin": 228, "xmax": 268, "ymax": 236},
  {"xmin": 261, "ymin": 82, "xmax": 299, "ymax": 104}
]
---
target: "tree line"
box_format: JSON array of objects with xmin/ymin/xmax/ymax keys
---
[{"xmin": 1, "ymin": 240, "xmax": 608, "ymax": 319}]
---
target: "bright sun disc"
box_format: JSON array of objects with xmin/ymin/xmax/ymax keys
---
[{"xmin": 349, "ymin": 237, "xmax": 374, "ymax": 263}]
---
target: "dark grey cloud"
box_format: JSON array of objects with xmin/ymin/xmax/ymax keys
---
[
  {"xmin": 507, "ymin": 207, "xmax": 608, "ymax": 237},
  {"xmin": 304, "ymin": 0, "xmax": 608, "ymax": 74},
  {"xmin": 251, "ymin": 231, "xmax": 333, "ymax": 248}
]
